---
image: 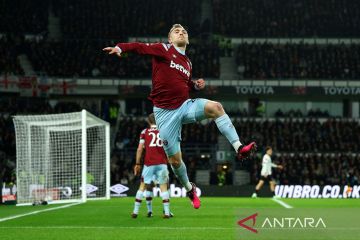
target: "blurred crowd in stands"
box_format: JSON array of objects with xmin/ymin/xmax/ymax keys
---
[
  {"xmin": 3, "ymin": 36, "xmax": 359, "ymax": 80},
  {"xmin": 0, "ymin": 37, "xmax": 24, "ymax": 76},
  {"xmin": 226, "ymin": 108, "xmax": 331, "ymax": 118},
  {"xmin": 0, "ymin": 110, "xmax": 15, "ymax": 184},
  {"xmin": 25, "ymin": 39, "xmax": 152, "ymax": 78},
  {"xmin": 234, "ymin": 118, "xmax": 360, "ymax": 152},
  {"xmin": 23, "ymin": 39, "xmax": 219, "ymax": 78},
  {"xmin": 1, "ymin": 97, "xmax": 359, "ymax": 186},
  {"xmin": 113, "ymin": 117, "xmax": 360, "ymax": 185},
  {"xmin": 236, "ymin": 43, "xmax": 360, "ymax": 79},
  {"xmin": 251, "ymin": 153, "xmax": 360, "ymax": 186},
  {"xmin": 213, "ymin": 0, "xmax": 360, "ymax": 37},
  {"xmin": 53, "ymin": 0, "xmax": 201, "ymax": 39},
  {"xmin": 2, "ymin": 0, "xmax": 359, "ymax": 38},
  {"xmin": 2, "ymin": 0, "xmax": 359, "ymax": 79},
  {"xmin": 0, "ymin": 0, "xmax": 48, "ymax": 35}
]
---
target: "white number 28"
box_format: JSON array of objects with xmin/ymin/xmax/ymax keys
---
[{"xmin": 149, "ymin": 132, "xmax": 163, "ymax": 147}]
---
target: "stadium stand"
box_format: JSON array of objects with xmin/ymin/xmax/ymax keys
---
[
  {"xmin": 251, "ymin": 153, "xmax": 360, "ymax": 186},
  {"xmin": 234, "ymin": 118, "xmax": 360, "ymax": 152},
  {"xmin": 0, "ymin": 37, "xmax": 25, "ymax": 76},
  {"xmin": 52, "ymin": 0, "xmax": 201, "ymax": 38},
  {"xmin": 24, "ymin": 40, "xmax": 219, "ymax": 78},
  {"xmin": 0, "ymin": 0, "xmax": 48, "ymax": 35},
  {"xmin": 113, "ymin": 117, "xmax": 360, "ymax": 153},
  {"xmin": 236, "ymin": 43, "xmax": 360, "ymax": 80},
  {"xmin": 113, "ymin": 117, "xmax": 360, "ymax": 185},
  {"xmin": 213, "ymin": 0, "xmax": 360, "ymax": 37}
]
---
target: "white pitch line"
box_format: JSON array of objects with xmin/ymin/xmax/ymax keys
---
[
  {"xmin": 0, "ymin": 202, "xmax": 82, "ymax": 223},
  {"xmin": 272, "ymin": 198, "xmax": 293, "ymax": 209}
]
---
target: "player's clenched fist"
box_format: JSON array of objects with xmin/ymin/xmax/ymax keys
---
[
  {"xmin": 103, "ymin": 47, "xmax": 122, "ymax": 57},
  {"xmin": 133, "ymin": 164, "xmax": 141, "ymax": 176},
  {"xmin": 194, "ymin": 78, "xmax": 205, "ymax": 90}
]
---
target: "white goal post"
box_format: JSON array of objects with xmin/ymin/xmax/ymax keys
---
[{"xmin": 13, "ymin": 110, "xmax": 110, "ymax": 206}]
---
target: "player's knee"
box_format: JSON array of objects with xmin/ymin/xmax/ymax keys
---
[
  {"xmin": 170, "ymin": 160, "xmax": 181, "ymax": 168},
  {"xmin": 205, "ymin": 101, "xmax": 225, "ymax": 118},
  {"xmin": 168, "ymin": 156, "xmax": 182, "ymax": 168},
  {"xmin": 215, "ymin": 102, "xmax": 224, "ymax": 112},
  {"xmin": 138, "ymin": 183, "xmax": 146, "ymax": 192},
  {"xmin": 159, "ymin": 184, "xmax": 168, "ymax": 192}
]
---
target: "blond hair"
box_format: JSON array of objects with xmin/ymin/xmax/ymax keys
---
[{"xmin": 168, "ymin": 24, "xmax": 186, "ymax": 37}]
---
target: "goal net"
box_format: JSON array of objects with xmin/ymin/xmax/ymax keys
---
[{"xmin": 13, "ymin": 110, "xmax": 110, "ymax": 206}]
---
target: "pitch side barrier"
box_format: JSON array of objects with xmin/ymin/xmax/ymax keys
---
[{"xmin": 119, "ymin": 184, "xmax": 360, "ymax": 198}]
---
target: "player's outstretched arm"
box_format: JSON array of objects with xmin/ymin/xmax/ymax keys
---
[
  {"xmin": 104, "ymin": 42, "xmax": 167, "ymax": 58},
  {"xmin": 271, "ymin": 163, "xmax": 283, "ymax": 170}
]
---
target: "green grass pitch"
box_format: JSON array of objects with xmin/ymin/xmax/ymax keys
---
[{"xmin": 0, "ymin": 197, "xmax": 359, "ymax": 240}]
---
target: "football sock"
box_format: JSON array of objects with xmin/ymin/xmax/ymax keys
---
[
  {"xmin": 161, "ymin": 191, "xmax": 170, "ymax": 216},
  {"xmin": 215, "ymin": 114, "xmax": 241, "ymax": 151},
  {"xmin": 133, "ymin": 190, "xmax": 143, "ymax": 214},
  {"xmin": 145, "ymin": 191, "xmax": 153, "ymax": 213},
  {"xmin": 171, "ymin": 162, "xmax": 192, "ymax": 191}
]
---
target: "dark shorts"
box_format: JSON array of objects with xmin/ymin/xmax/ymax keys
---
[{"xmin": 260, "ymin": 175, "xmax": 274, "ymax": 182}]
